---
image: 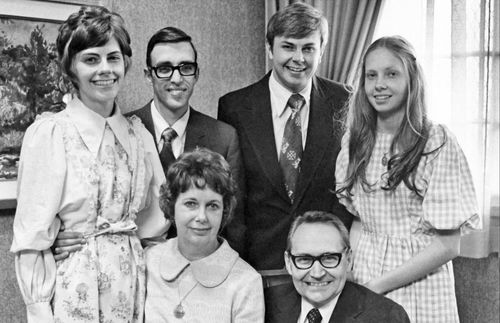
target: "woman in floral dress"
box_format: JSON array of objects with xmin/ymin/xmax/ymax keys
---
[
  {"xmin": 11, "ymin": 7, "xmax": 167, "ymax": 322},
  {"xmin": 335, "ymin": 36, "xmax": 481, "ymax": 322}
]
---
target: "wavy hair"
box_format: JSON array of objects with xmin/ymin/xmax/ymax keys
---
[
  {"xmin": 159, "ymin": 148, "xmax": 237, "ymax": 233},
  {"xmin": 338, "ymin": 36, "xmax": 445, "ymax": 197}
]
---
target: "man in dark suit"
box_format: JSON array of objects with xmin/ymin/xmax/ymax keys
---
[
  {"xmin": 218, "ymin": 2, "xmax": 352, "ymax": 270},
  {"xmin": 265, "ymin": 211, "xmax": 410, "ymax": 323}
]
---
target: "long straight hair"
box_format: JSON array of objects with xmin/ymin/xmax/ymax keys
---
[{"xmin": 338, "ymin": 36, "xmax": 445, "ymax": 197}]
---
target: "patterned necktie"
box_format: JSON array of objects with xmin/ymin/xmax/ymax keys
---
[
  {"xmin": 306, "ymin": 308, "xmax": 322, "ymax": 323},
  {"xmin": 279, "ymin": 93, "xmax": 305, "ymax": 202},
  {"xmin": 159, "ymin": 127, "xmax": 178, "ymax": 173}
]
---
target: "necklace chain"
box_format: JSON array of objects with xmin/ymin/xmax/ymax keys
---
[
  {"xmin": 174, "ymin": 281, "xmax": 199, "ymax": 318},
  {"xmin": 382, "ymin": 152, "xmax": 389, "ymax": 166}
]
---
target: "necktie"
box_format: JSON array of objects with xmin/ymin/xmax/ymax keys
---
[
  {"xmin": 306, "ymin": 308, "xmax": 322, "ymax": 323},
  {"xmin": 159, "ymin": 127, "xmax": 178, "ymax": 174},
  {"xmin": 279, "ymin": 93, "xmax": 305, "ymax": 202}
]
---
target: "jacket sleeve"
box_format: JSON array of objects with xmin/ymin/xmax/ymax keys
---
[
  {"xmin": 222, "ymin": 126, "xmax": 247, "ymax": 257},
  {"xmin": 217, "ymin": 95, "xmax": 235, "ymax": 127}
]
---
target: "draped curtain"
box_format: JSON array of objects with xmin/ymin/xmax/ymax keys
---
[
  {"xmin": 446, "ymin": 0, "xmax": 499, "ymax": 257},
  {"xmin": 265, "ymin": 0, "xmax": 384, "ymax": 84}
]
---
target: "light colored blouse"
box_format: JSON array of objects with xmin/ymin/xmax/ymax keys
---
[
  {"xmin": 11, "ymin": 98, "xmax": 168, "ymax": 323},
  {"xmin": 145, "ymin": 238, "xmax": 265, "ymax": 323},
  {"xmin": 335, "ymin": 124, "xmax": 481, "ymax": 322}
]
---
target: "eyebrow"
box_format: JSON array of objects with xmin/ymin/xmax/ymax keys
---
[
  {"xmin": 154, "ymin": 60, "xmax": 196, "ymax": 65},
  {"xmin": 280, "ymin": 40, "xmax": 317, "ymax": 47}
]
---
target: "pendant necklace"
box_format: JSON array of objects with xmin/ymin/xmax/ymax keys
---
[
  {"xmin": 174, "ymin": 282, "xmax": 199, "ymax": 318},
  {"xmin": 381, "ymin": 152, "xmax": 389, "ymax": 166}
]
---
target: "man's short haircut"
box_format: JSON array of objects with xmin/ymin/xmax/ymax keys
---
[
  {"xmin": 286, "ymin": 211, "xmax": 350, "ymax": 251},
  {"xmin": 266, "ymin": 2, "xmax": 328, "ymax": 48},
  {"xmin": 146, "ymin": 26, "xmax": 198, "ymax": 67}
]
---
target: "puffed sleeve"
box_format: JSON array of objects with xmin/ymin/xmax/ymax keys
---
[
  {"xmin": 335, "ymin": 131, "xmax": 359, "ymax": 217},
  {"xmin": 421, "ymin": 125, "xmax": 481, "ymax": 233},
  {"xmin": 232, "ymin": 269, "xmax": 265, "ymax": 323},
  {"xmin": 10, "ymin": 116, "xmax": 65, "ymax": 323},
  {"xmin": 133, "ymin": 123, "xmax": 170, "ymax": 239}
]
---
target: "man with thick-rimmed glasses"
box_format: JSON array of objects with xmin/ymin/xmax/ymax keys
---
[
  {"xmin": 131, "ymin": 26, "xmax": 244, "ymax": 244},
  {"xmin": 264, "ymin": 211, "xmax": 410, "ymax": 323}
]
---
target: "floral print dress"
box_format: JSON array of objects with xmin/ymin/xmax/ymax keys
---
[{"xmin": 11, "ymin": 98, "xmax": 167, "ymax": 323}]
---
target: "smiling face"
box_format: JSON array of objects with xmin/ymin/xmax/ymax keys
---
[
  {"xmin": 174, "ymin": 186, "xmax": 223, "ymax": 260},
  {"xmin": 268, "ymin": 30, "xmax": 323, "ymax": 93},
  {"xmin": 72, "ymin": 37, "xmax": 124, "ymax": 116},
  {"xmin": 364, "ymin": 47, "xmax": 409, "ymax": 129},
  {"xmin": 285, "ymin": 222, "xmax": 351, "ymax": 308},
  {"xmin": 146, "ymin": 41, "xmax": 198, "ymax": 119}
]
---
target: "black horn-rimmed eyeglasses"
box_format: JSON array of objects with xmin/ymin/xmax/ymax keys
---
[
  {"xmin": 287, "ymin": 249, "xmax": 347, "ymax": 269},
  {"xmin": 150, "ymin": 62, "xmax": 198, "ymax": 79}
]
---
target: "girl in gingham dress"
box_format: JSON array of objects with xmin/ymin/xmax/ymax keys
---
[{"xmin": 335, "ymin": 36, "xmax": 481, "ymax": 322}]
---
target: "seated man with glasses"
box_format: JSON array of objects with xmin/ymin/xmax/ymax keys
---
[{"xmin": 264, "ymin": 211, "xmax": 410, "ymax": 323}]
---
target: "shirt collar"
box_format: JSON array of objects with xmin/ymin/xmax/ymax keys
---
[
  {"xmin": 299, "ymin": 293, "xmax": 340, "ymax": 323},
  {"xmin": 65, "ymin": 97, "xmax": 130, "ymax": 157},
  {"xmin": 269, "ymin": 70, "xmax": 312, "ymax": 118},
  {"xmin": 151, "ymin": 100, "xmax": 190, "ymax": 144},
  {"xmin": 160, "ymin": 238, "xmax": 239, "ymax": 288}
]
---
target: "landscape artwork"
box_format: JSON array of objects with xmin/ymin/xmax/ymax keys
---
[{"xmin": 0, "ymin": 16, "xmax": 71, "ymax": 181}]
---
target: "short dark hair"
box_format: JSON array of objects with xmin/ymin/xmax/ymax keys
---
[
  {"xmin": 286, "ymin": 211, "xmax": 350, "ymax": 251},
  {"xmin": 159, "ymin": 148, "xmax": 237, "ymax": 232},
  {"xmin": 266, "ymin": 2, "xmax": 328, "ymax": 48},
  {"xmin": 56, "ymin": 6, "xmax": 132, "ymax": 89},
  {"xmin": 146, "ymin": 26, "xmax": 198, "ymax": 68}
]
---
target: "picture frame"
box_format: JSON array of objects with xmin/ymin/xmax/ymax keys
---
[{"xmin": 0, "ymin": 0, "xmax": 110, "ymax": 209}]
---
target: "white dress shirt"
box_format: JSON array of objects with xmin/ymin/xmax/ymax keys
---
[
  {"xmin": 150, "ymin": 100, "xmax": 190, "ymax": 158},
  {"xmin": 298, "ymin": 295, "xmax": 339, "ymax": 323},
  {"xmin": 269, "ymin": 70, "xmax": 312, "ymax": 160}
]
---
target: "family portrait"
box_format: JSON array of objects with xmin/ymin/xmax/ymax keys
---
[{"xmin": 0, "ymin": 0, "xmax": 498, "ymax": 322}]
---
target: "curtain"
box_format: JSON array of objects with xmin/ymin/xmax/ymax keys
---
[
  {"xmin": 265, "ymin": 0, "xmax": 384, "ymax": 84},
  {"xmin": 374, "ymin": 0, "xmax": 499, "ymax": 257},
  {"xmin": 447, "ymin": 0, "xmax": 499, "ymax": 257}
]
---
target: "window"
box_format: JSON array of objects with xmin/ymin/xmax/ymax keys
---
[{"xmin": 375, "ymin": 0, "xmax": 499, "ymax": 256}]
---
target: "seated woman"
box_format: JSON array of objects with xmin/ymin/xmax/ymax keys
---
[{"xmin": 145, "ymin": 148, "xmax": 264, "ymax": 322}]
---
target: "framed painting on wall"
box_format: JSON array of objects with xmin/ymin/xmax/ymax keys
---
[{"xmin": 0, "ymin": 0, "xmax": 110, "ymax": 209}]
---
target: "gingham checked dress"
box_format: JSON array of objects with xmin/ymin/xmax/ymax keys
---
[{"xmin": 335, "ymin": 124, "xmax": 481, "ymax": 323}]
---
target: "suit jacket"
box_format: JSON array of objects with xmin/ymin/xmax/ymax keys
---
[
  {"xmin": 264, "ymin": 281, "xmax": 410, "ymax": 323},
  {"xmin": 218, "ymin": 73, "xmax": 353, "ymax": 270},
  {"xmin": 126, "ymin": 102, "xmax": 246, "ymax": 253}
]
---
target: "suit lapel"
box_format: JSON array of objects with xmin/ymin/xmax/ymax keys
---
[
  {"xmin": 241, "ymin": 74, "xmax": 289, "ymax": 201},
  {"xmin": 294, "ymin": 77, "xmax": 332, "ymax": 208},
  {"xmin": 330, "ymin": 282, "xmax": 363, "ymax": 322},
  {"xmin": 184, "ymin": 108, "xmax": 206, "ymax": 151}
]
